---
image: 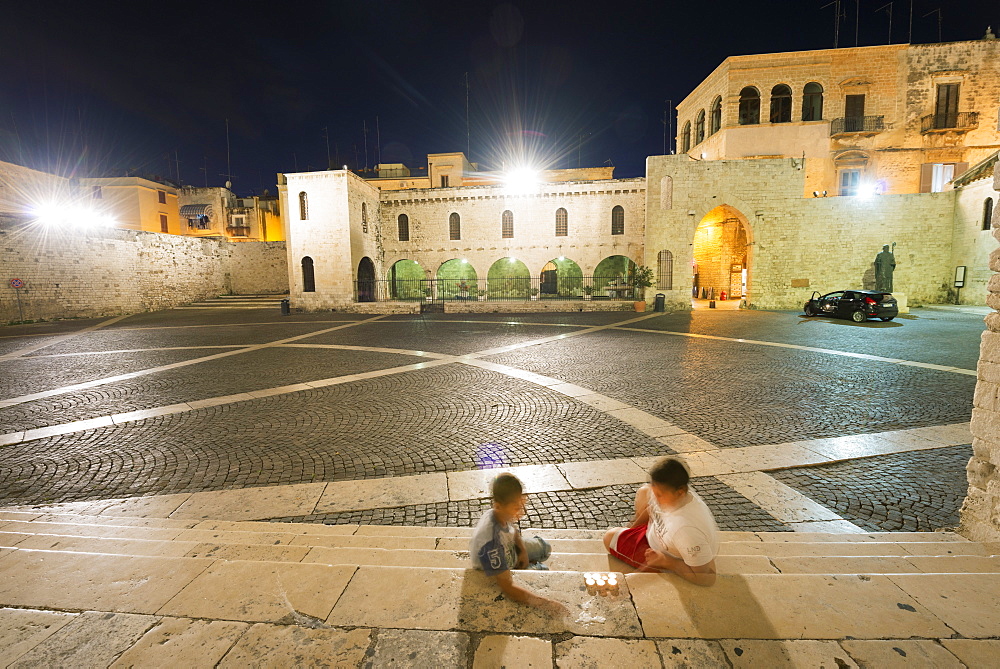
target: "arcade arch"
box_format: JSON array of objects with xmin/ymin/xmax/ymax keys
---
[
  {"xmin": 692, "ymin": 205, "xmax": 751, "ymax": 306},
  {"xmin": 593, "ymin": 255, "xmax": 638, "ymax": 296},
  {"xmin": 487, "ymin": 257, "xmax": 531, "ymax": 298},
  {"xmin": 436, "ymin": 258, "xmax": 479, "ymax": 298},
  {"xmin": 539, "ymin": 257, "xmax": 583, "ymax": 297},
  {"xmin": 387, "ymin": 258, "xmax": 427, "ymax": 300}
]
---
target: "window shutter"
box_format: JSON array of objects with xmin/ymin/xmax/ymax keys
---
[
  {"xmin": 952, "ymin": 162, "xmax": 969, "ymax": 181},
  {"xmin": 918, "ymin": 164, "xmax": 934, "ymax": 193}
]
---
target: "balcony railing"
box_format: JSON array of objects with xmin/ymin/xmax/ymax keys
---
[
  {"xmin": 830, "ymin": 116, "xmax": 885, "ymax": 135},
  {"xmin": 921, "ymin": 111, "xmax": 978, "ymax": 133}
]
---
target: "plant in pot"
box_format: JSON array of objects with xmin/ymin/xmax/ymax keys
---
[
  {"xmin": 458, "ymin": 282, "xmax": 469, "ymax": 298},
  {"xmin": 530, "ymin": 287, "xmax": 540, "ymax": 301},
  {"xmin": 477, "ymin": 289, "xmax": 487, "ymax": 301},
  {"xmin": 422, "ymin": 287, "xmax": 433, "ymax": 302},
  {"xmin": 632, "ymin": 265, "xmax": 654, "ymax": 312},
  {"xmin": 583, "ymin": 285, "xmax": 593, "ymax": 301}
]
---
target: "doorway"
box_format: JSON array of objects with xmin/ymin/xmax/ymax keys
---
[
  {"xmin": 357, "ymin": 257, "xmax": 376, "ymax": 302},
  {"xmin": 692, "ymin": 205, "xmax": 751, "ymax": 308}
]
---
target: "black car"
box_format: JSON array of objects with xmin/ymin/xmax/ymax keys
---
[{"xmin": 803, "ymin": 290, "xmax": 898, "ymax": 322}]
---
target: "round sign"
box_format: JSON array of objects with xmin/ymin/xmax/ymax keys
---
[{"xmin": 9, "ymin": 278, "xmax": 24, "ymax": 289}]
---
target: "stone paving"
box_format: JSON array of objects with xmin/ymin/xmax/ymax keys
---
[{"xmin": 0, "ymin": 306, "xmax": 982, "ymax": 532}]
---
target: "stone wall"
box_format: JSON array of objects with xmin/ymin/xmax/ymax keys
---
[
  {"xmin": 0, "ymin": 219, "xmax": 287, "ymax": 323},
  {"xmin": 960, "ymin": 163, "xmax": 1000, "ymax": 542}
]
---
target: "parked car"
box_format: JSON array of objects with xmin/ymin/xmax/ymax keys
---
[{"xmin": 803, "ymin": 290, "xmax": 898, "ymax": 322}]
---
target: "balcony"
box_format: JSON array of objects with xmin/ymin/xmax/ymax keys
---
[
  {"xmin": 921, "ymin": 111, "xmax": 978, "ymax": 133},
  {"xmin": 830, "ymin": 116, "xmax": 885, "ymax": 136}
]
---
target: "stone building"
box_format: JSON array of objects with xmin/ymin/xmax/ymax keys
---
[
  {"xmin": 178, "ymin": 186, "xmax": 284, "ymax": 242},
  {"xmin": 76, "ymin": 177, "xmax": 181, "ymax": 234},
  {"xmin": 675, "ymin": 35, "xmax": 1000, "ymax": 198}
]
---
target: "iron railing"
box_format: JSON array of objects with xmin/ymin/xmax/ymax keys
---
[
  {"xmin": 830, "ymin": 115, "xmax": 885, "ymax": 135},
  {"xmin": 353, "ymin": 276, "xmax": 641, "ymax": 303},
  {"xmin": 920, "ymin": 111, "xmax": 978, "ymax": 133}
]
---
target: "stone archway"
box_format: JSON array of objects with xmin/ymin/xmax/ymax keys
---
[
  {"xmin": 357, "ymin": 257, "xmax": 376, "ymax": 302},
  {"xmin": 692, "ymin": 205, "xmax": 752, "ymax": 307}
]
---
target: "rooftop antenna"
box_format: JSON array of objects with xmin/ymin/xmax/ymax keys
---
[
  {"xmin": 174, "ymin": 151, "xmax": 181, "ymax": 185},
  {"xmin": 877, "ymin": 2, "xmax": 893, "ymax": 43},
  {"xmin": 854, "ymin": 0, "xmax": 860, "ymax": 46},
  {"xmin": 663, "ymin": 99, "xmax": 674, "ymax": 155},
  {"xmin": 923, "ymin": 8, "xmax": 942, "ymax": 42},
  {"xmin": 200, "ymin": 157, "xmax": 208, "ymax": 187},
  {"xmin": 323, "ymin": 127, "xmax": 331, "ymax": 170},
  {"xmin": 223, "ymin": 119, "xmax": 233, "ymax": 189},
  {"xmin": 821, "ymin": 0, "xmax": 843, "ymax": 48},
  {"xmin": 464, "ymin": 72, "xmax": 471, "ymax": 159},
  {"xmin": 376, "ymin": 116, "xmax": 381, "ymax": 167},
  {"xmin": 362, "ymin": 120, "xmax": 369, "ymax": 172},
  {"xmin": 908, "ymin": 0, "xmax": 913, "ymax": 42}
]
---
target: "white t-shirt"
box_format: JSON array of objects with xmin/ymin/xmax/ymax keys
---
[{"xmin": 645, "ymin": 487, "xmax": 720, "ymax": 567}]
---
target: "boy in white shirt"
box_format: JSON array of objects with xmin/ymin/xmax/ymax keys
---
[{"xmin": 602, "ymin": 457, "xmax": 720, "ymax": 586}]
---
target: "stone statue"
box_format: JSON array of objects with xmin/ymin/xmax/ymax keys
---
[{"xmin": 874, "ymin": 244, "xmax": 896, "ymax": 292}]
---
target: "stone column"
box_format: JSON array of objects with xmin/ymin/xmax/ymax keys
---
[{"xmin": 960, "ymin": 164, "xmax": 1000, "ymax": 542}]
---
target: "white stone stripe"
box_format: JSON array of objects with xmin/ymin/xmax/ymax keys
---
[
  {"xmin": 617, "ymin": 326, "xmax": 978, "ymax": 375},
  {"xmin": 0, "ymin": 314, "xmax": 130, "ymax": 361},
  {"xmin": 0, "ymin": 316, "xmax": 388, "ymax": 409},
  {"xmin": 716, "ymin": 471, "xmax": 862, "ymax": 528},
  {"xmin": 22, "ymin": 345, "xmax": 247, "ymax": 359}
]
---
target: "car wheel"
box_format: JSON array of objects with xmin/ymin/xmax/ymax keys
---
[
  {"xmin": 851, "ymin": 310, "xmax": 867, "ymax": 323},
  {"xmin": 804, "ymin": 305, "xmax": 816, "ymax": 317},
  {"xmin": 880, "ymin": 316, "xmax": 894, "ymax": 321}
]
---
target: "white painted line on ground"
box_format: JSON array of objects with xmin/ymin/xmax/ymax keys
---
[{"xmin": 0, "ymin": 314, "xmax": 131, "ymax": 361}]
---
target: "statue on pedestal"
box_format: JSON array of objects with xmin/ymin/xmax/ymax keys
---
[{"xmin": 874, "ymin": 243, "xmax": 896, "ymax": 292}]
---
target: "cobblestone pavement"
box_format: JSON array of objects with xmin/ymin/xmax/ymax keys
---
[
  {"xmin": 771, "ymin": 446, "xmax": 973, "ymax": 532},
  {"xmin": 0, "ymin": 307, "xmax": 982, "ymax": 531},
  {"xmin": 269, "ymin": 478, "xmax": 789, "ymax": 533}
]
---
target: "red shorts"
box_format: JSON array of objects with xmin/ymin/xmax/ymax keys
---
[{"xmin": 608, "ymin": 525, "xmax": 651, "ymax": 568}]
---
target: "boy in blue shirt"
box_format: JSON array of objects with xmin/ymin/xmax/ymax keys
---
[{"xmin": 469, "ymin": 472, "xmax": 567, "ymax": 615}]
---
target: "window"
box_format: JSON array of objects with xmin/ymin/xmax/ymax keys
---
[
  {"xmin": 769, "ymin": 84, "xmax": 792, "ymax": 123},
  {"xmin": 931, "ymin": 164, "xmax": 955, "ymax": 192},
  {"xmin": 397, "ymin": 213, "xmax": 409, "ymax": 241},
  {"xmin": 695, "ymin": 110, "xmax": 706, "ymax": 145},
  {"xmin": 802, "ymin": 83, "xmax": 823, "ymax": 121},
  {"xmin": 555, "ymin": 208, "xmax": 568, "ymax": 236},
  {"xmin": 839, "ymin": 169, "xmax": 861, "ymax": 196},
  {"xmin": 681, "ymin": 122, "xmax": 691, "ymax": 153},
  {"xmin": 441, "ymin": 175, "xmax": 449, "ymax": 188},
  {"xmin": 845, "ymin": 94, "xmax": 865, "ymax": 119},
  {"xmin": 361, "ymin": 202, "xmax": 368, "ymax": 233},
  {"xmin": 449, "ymin": 212, "xmax": 461, "ymax": 240},
  {"xmin": 657, "ymin": 250, "xmax": 674, "ymax": 290},
  {"xmin": 301, "ymin": 256, "xmax": 315, "ymax": 292},
  {"xmin": 92, "ymin": 186, "xmax": 103, "ymax": 199},
  {"xmin": 230, "ymin": 215, "xmax": 248, "ymax": 236},
  {"xmin": 298, "ymin": 191, "xmax": 308, "ymax": 220},
  {"xmin": 984, "ymin": 198, "xmax": 994, "ymax": 230},
  {"xmin": 159, "ymin": 214, "xmax": 168, "ymax": 233},
  {"xmin": 934, "ymin": 83, "xmax": 960, "ymax": 128},
  {"xmin": 157, "ymin": 190, "xmax": 166, "ymax": 204},
  {"xmin": 710, "ymin": 97, "xmax": 722, "ymax": 135},
  {"xmin": 611, "ymin": 205, "xmax": 624, "ymax": 235},
  {"xmin": 738, "ymin": 87, "xmax": 760, "ymax": 125},
  {"xmin": 501, "ymin": 210, "xmax": 513, "ymax": 238}
]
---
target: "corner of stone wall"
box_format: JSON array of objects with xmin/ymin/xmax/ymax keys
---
[{"xmin": 958, "ymin": 224, "xmax": 1000, "ymax": 541}]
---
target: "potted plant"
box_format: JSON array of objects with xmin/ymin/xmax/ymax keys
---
[
  {"xmin": 632, "ymin": 265, "xmax": 654, "ymax": 312},
  {"xmin": 477, "ymin": 289, "xmax": 487, "ymax": 301},
  {"xmin": 530, "ymin": 287, "xmax": 540, "ymax": 301},
  {"xmin": 423, "ymin": 287, "xmax": 433, "ymax": 302},
  {"xmin": 458, "ymin": 282, "xmax": 469, "ymax": 298},
  {"xmin": 583, "ymin": 285, "xmax": 593, "ymax": 301}
]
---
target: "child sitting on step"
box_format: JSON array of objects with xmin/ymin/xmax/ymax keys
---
[{"xmin": 469, "ymin": 472, "xmax": 568, "ymax": 615}]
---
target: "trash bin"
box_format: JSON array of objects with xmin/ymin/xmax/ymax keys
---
[
  {"xmin": 280, "ymin": 298, "xmax": 290, "ymax": 316},
  {"xmin": 654, "ymin": 293, "xmax": 666, "ymax": 312}
]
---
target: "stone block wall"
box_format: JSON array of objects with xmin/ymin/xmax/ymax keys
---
[
  {"xmin": 960, "ymin": 164, "xmax": 1000, "ymax": 542},
  {"xmin": 0, "ymin": 219, "xmax": 287, "ymax": 322}
]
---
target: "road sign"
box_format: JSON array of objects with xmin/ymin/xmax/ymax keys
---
[{"xmin": 9, "ymin": 278, "xmax": 24, "ymax": 289}]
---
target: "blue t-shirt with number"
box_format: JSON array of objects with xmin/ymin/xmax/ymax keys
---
[{"xmin": 470, "ymin": 509, "xmax": 518, "ymax": 576}]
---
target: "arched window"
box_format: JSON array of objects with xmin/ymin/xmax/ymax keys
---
[
  {"xmin": 555, "ymin": 208, "xmax": 568, "ymax": 236},
  {"xmin": 611, "ymin": 205, "xmax": 624, "ymax": 235},
  {"xmin": 449, "ymin": 212, "xmax": 461, "ymax": 240},
  {"xmin": 298, "ymin": 192, "xmax": 308, "ymax": 220},
  {"xmin": 301, "ymin": 256, "xmax": 315, "ymax": 292},
  {"xmin": 657, "ymin": 250, "xmax": 673, "ymax": 290},
  {"xmin": 738, "ymin": 87, "xmax": 760, "ymax": 125},
  {"xmin": 397, "ymin": 213, "xmax": 409, "ymax": 241},
  {"xmin": 660, "ymin": 176, "xmax": 673, "ymax": 210},
  {"xmin": 985, "ymin": 198, "xmax": 995, "ymax": 231},
  {"xmin": 710, "ymin": 97, "xmax": 722, "ymax": 135},
  {"xmin": 695, "ymin": 110, "xmax": 706, "ymax": 145},
  {"xmin": 501, "ymin": 210, "xmax": 514, "ymax": 238},
  {"xmin": 361, "ymin": 202, "xmax": 368, "ymax": 233},
  {"xmin": 770, "ymin": 84, "xmax": 792, "ymax": 123},
  {"xmin": 802, "ymin": 82, "xmax": 824, "ymax": 121},
  {"xmin": 681, "ymin": 121, "xmax": 692, "ymax": 153}
]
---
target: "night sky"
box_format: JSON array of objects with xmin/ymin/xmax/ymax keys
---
[{"xmin": 1, "ymin": 1, "xmax": 996, "ymax": 191}]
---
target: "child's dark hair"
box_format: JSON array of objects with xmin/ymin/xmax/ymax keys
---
[
  {"xmin": 649, "ymin": 457, "xmax": 690, "ymax": 490},
  {"xmin": 492, "ymin": 472, "xmax": 524, "ymax": 504}
]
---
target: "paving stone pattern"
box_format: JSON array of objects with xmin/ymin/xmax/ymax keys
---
[
  {"xmin": 772, "ymin": 446, "xmax": 973, "ymax": 531},
  {"xmin": 270, "ymin": 478, "xmax": 790, "ymax": 532},
  {"xmin": 486, "ymin": 329, "xmax": 975, "ymax": 447}
]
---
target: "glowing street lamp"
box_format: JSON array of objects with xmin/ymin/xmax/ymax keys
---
[{"xmin": 503, "ymin": 167, "xmax": 539, "ymax": 195}]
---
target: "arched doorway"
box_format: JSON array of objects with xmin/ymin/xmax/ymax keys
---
[
  {"xmin": 301, "ymin": 256, "xmax": 315, "ymax": 293},
  {"xmin": 539, "ymin": 257, "xmax": 582, "ymax": 297},
  {"xmin": 487, "ymin": 257, "xmax": 531, "ymax": 299},
  {"xmin": 594, "ymin": 255, "xmax": 638, "ymax": 299},
  {"xmin": 692, "ymin": 205, "xmax": 751, "ymax": 307},
  {"xmin": 387, "ymin": 259, "xmax": 426, "ymax": 300},
  {"xmin": 437, "ymin": 259, "xmax": 479, "ymax": 299},
  {"xmin": 357, "ymin": 257, "xmax": 376, "ymax": 302}
]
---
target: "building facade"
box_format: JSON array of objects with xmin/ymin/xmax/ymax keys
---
[
  {"xmin": 178, "ymin": 187, "xmax": 284, "ymax": 242},
  {"xmin": 675, "ymin": 35, "xmax": 1000, "ymax": 198}
]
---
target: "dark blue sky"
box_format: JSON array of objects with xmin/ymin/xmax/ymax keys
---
[{"xmin": 1, "ymin": 1, "xmax": 995, "ymax": 191}]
